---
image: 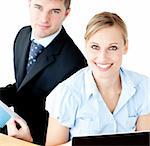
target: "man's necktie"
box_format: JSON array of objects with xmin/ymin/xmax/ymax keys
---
[{"xmin": 26, "ymin": 40, "xmax": 44, "ymax": 73}]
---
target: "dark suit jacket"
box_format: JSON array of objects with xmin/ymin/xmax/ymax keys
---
[{"xmin": 0, "ymin": 26, "xmax": 87, "ymax": 144}]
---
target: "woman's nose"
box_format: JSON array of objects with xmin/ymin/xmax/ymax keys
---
[{"xmin": 97, "ymin": 50, "xmax": 108, "ymax": 62}]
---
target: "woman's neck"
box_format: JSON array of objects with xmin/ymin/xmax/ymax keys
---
[
  {"xmin": 94, "ymin": 72, "xmax": 121, "ymax": 92},
  {"xmin": 93, "ymin": 72, "xmax": 122, "ymax": 113}
]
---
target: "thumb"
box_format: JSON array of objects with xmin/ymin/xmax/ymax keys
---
[{"xmin": 7, "ymin": 118, "xmax": 18, "ymax": 136}]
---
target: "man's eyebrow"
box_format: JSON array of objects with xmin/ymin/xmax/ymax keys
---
[
  {"xmin": 51, "ymin": 8, "xmax": 61, "ymax": 11},
  {"xmin": 34, "ymin": 4, "xmax": 41, "ymax": 6},
  {"xmin": 33, "ymin": 4, "xmax": 42, "ymax": 7}
]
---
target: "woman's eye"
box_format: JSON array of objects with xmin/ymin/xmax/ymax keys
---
[
  {"xmin": 91, "ymin": 45, "xmax": 99, "ymax": 50},
  {"xmin": 109, "ymin": 46, "xmax": 118, "ymax": 51}
]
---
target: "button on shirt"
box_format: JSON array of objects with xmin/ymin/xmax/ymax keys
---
[{"xmin": 46, "ymin": 67, "xmax": 150, "ymax": 139}]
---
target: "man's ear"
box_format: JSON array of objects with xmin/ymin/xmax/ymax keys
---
[
  {"xmin": 65, "ymin": 8, "xmax": 71, "ymax": 17},
  {"xmin": 123, "ymin": 41, "xmax": 128, "ymax": 54},
  {"xmin": 28, "ymin": 0, "xmax": 31, "ymax": 7}
]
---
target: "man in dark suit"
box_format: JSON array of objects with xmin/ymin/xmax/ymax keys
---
[{"xmin": 0, "ymin": 0, "xmax": 87, "ymax": 144}]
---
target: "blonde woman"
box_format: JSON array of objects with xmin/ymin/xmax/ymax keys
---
[{"xmin": 45, "ymin": 12, "xmax": 150, "ymax": 146}]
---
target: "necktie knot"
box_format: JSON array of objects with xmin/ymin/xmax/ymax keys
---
[{"xmin": 27, "ymin": 40, "xmax": 44, "ymax": 73}]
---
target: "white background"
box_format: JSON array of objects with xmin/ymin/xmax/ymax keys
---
[{"xmin": 0, "ymin": 0, "xmax": 150, "ymax": 86}]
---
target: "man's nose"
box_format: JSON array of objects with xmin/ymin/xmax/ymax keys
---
[{"xmin": 41, "ymin": 12, "xmax": 50, "ymax": 23}]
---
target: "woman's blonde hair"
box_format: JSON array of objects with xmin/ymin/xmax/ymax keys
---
[{"xmin": 84, "ymin": 12, "xmax": 128, "ymax": 45}]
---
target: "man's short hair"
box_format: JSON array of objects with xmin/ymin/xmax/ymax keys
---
[{"xmin": 64, "ymin": 0, "xmax": 71, "ymax": 9}]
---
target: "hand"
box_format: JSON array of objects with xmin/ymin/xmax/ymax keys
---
[{"xmin": 7, "ymin": 117, "xmax": 33, "ymax": 142}]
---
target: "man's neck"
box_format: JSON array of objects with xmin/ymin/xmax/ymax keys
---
[{"xmin": 31, "ymin": 26, "xmax": 62, "ymax": 47}]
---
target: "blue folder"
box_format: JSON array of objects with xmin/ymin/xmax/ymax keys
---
[{"xmin": 0, "ymin": 105, "xmax": 11, "ymax": 128}]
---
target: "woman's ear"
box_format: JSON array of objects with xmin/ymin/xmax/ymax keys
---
[
  {"xmin": 123, "ymin": 41, "xmax": 128, "ymax": 54},
  {"xmin": 84, "ymin": 42, "xmax": 88, "ymax": 59}
]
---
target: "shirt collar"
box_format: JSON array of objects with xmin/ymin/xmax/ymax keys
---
[
  {"xmin": 113, "ymin": 67, "xmax": 136, "ymax": 115},
  {"xmin": 119, "ymin": 67, "xmax": 136, "ymax": 91},
  {"xmin": 84, "ymin": 67, "xmax": 136, "ymax": 103},
  {"xmin": 31, "ymin": 26, "xmax": 62, "ymax": 48},
  {"xmin": 84, "ymin": 67, "xmax": 100, "ymax": 100}
]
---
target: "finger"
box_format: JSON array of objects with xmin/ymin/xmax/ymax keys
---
[
  {"xmin": 7, "ymin": 118, "xmax": 18, "ymax": 136},
  {"xmin": 13, "ymin": 118, "xmax": 33, "ymax": 142},
  {"xmin": 14, "ymin": 117, "xmax": 28, "ymax": 129}
]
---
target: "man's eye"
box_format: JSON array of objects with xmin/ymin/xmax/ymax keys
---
[
  {"xmin": 91, "ymin": 45, "xmax": 99, "ymax": 50},
  {"xmin": 109, "ymin": 46, "xmax": 118, "ymax": 51},
  {"xmin": 34, "ymin": 5, "xmax": 42, "ymax": 10},
  {"xmin": 52, "ymin": 10, "xmax": 60, "ymax": 14}
]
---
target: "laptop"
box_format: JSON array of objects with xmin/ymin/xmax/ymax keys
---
[{"xmin": 72, "ymin": 132, "xmax": 150, "ymax": 146}]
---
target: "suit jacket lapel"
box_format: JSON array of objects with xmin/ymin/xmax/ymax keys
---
[
  {"xmin": 18, "ymin": 49, "xmax": 55, "ymax": 91},
  {"xmin": 18, "ymin": 27, "xmax": 66, "ymax": 91},
  {"xmin": 17, "ymin": 31, "xmax": 31, "ymax": 88}
]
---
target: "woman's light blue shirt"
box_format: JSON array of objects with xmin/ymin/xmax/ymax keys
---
[{"xmin": 46, "ymin": 67, "xmax": 150, "ymax": 139}]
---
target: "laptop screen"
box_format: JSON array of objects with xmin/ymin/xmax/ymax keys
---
[{"xmin": 72, "ymin": 132, "xmax": 150, "ymax": 146}]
